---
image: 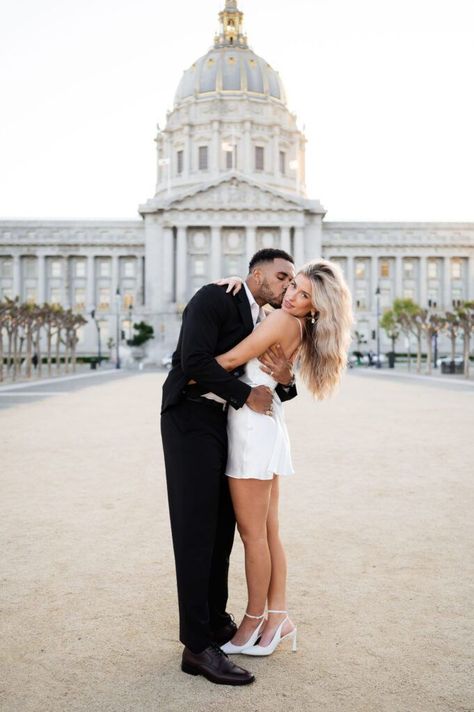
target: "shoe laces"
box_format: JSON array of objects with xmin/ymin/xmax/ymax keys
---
[{"xmin": 210, "ymin": 642, "xmax": 228, "ymax": 658}]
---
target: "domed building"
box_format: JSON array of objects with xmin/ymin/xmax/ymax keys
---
[
  {"xmin": 139, "ymin": 0, "xmax": 325, "ymax": 335},
  {"xmin": 0, "ymin": 0, "xmax": 473, "ymax": 359}
]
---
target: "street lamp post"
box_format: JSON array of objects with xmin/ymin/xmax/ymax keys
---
[
  {"xmin": 115, "ymin": 287, "xmax": 121, "ymax": 370},
  {"xmin": 128, "ymin": 303, "xmax": 133, "ymax": 342},
  {"xmin": 375, "ymin": 285, "xmax": 381, "ymax": 368},
  {"xmin": 90, "ymin": 308, "xmax": 102, "ymax": 367},
  {"xmin": 428, "ymin": 299, "xmax": 439, "ymax": 368}
]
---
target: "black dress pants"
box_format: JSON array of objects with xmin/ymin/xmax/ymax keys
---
[{"xmin": 160, "ymin": 398, "xmax": 236, "ymax": 653}]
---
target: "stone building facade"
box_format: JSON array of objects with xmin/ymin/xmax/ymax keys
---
[{"xmin": 1, "ymin": 0, "xmax": 473, "ymax": 356}]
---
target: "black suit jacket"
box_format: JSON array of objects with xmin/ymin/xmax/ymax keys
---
[{"xmin": 161, "ymin": 283, "xmax": 297, "ymax": 414}]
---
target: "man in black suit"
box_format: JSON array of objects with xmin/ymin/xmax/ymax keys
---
[{"xmin": 161, "ymin": 248, "xmax": 297, "ymax": 685}]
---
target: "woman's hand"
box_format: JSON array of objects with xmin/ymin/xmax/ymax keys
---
[
  {"xmin": 214, "ymin": 276, "xmax": 243, "ymax": 295},
  {"xmin": 259, "ymin": 344, "xmax": 294, "ymax": 386}
]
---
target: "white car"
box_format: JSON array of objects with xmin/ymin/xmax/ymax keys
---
[{"xmin": 161, "ymin": 354, "xmax": 173, "ymax": 370}]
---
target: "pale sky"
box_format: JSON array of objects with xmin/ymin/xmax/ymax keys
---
[{"xmin": 1, "ymin": 0, "xmax": 473, "ymax": 222}]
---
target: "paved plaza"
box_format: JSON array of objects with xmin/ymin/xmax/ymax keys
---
[{"xmin": 1, "ymin": 371, "xmax": 473, "ymax": 712}]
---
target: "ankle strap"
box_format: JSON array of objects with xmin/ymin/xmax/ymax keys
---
[
  {"xmin": 244, "ymin": 611, "xmax": 265, "ymax": 620},
  {"xmin": 267, "ymin": 609, "xmax": 288, "ymax": 614}
]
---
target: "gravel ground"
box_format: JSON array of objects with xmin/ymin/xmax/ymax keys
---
[{"xmin": 1, "ymin": 372, "xmax": 473, "ymax": 712}]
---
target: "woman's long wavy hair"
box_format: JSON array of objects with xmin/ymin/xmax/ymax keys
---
[{"xmin": 298, "ymin": 259, "xmax": 353, "ymax": 399}]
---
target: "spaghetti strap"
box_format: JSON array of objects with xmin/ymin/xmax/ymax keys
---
[{"xmin": 294, "ymin": 316, "xmax": 303, "ymax": 341}]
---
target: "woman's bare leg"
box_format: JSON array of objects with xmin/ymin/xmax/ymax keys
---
[
  {"xmin": 259, "ymin": 475, "xmax": 295, "ymax": 645},
  {"xmin": 227, "ymin": 477, "xmax": 273, "ymax": 645}
]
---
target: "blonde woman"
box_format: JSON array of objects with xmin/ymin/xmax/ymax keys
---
[{"xmin": 214, "ymin": 259, "xmax": 353, "ymax": 656}]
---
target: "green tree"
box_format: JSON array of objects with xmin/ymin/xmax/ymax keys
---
[
  {"xmin": 392, "ymin": 298, "xmax": 422, "ymax": 371},
  {"xmin": 127, "ymin": 321, "xmax": 154, "ymax": 347},
  {"xmin": 455, "ymin": 301, "xmax": 474, "ymax": 378},
  {"xmin": 380, "ymin": 309, "xmax": 400, "ymax": 356},
  {"xmin": 443, "ymin": 311, "xmax": 460, "ymax": 364}
]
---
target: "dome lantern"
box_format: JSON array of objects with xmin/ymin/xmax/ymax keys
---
[{"xmin": 214, "ymin": 0, "xmax": 248, "ymax": 48}]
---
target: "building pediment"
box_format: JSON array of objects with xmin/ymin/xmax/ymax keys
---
[{"xmin": 139, "ymin": 176, "xmax": 323, "ymax": 215}]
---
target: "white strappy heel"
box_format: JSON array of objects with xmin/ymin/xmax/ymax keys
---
[
  {"xmin": 220, "ymin": 611, "xmax": 266, "ymax": 654},
  {"xmin": 241, "ymin": 609, "xmax": 297, "ymax": 656}
]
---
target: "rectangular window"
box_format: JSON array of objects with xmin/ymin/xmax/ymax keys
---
[
  {"xmin": 99, "ymin": 260, "xmax": 111, "ymax": 278},
  {"xmin": 427, "ymin": 288, "xmax": 438, "ymax": 307},
  {"xmin": 23, "ymin": 258, "xmax": 37, "ymax": 279},
  {"xmin": 379, "ymin": 259, "xmax": 390, "ymax": 278},
  {"xmin": 123, "ymin": 292, "xmax": 134, "ymax": 309},
  {"xmin": 1, "ymin": 258, "xmax": 13, "ymax": 278},
  {"xmin": 25, "ymin": 287, "xmax": 37, "ymax": 304},
  {"xmin": 198, "ymin": 146, "xmax": 208, "ymax": 170},
  {"xmin": 74, "ymin": 288, "xmax": 86, "ymax": 310},
  {"xmin": 225, "ymin": 150, "xmax": 233, "ymax": 169},
  {"xmin": 123, "ymin": 260, "xmax": 135, "ymax": 278},
  {"xmin": 428, "ymin": 259, "xmax": 438, "ymax": 279},
  {"xmin": 451, "ymin": 259, "xmax": 462, "ymax": 279},
  {"xmin": 98, "ymin": 288, "xmax": 110, "ymax": 310},
  {"xmin": 194, "ymin": 259, "xmax": 205, "ymax": 276},
  {"xmin": 1, "ymin": 287, "xmax": 13, "ymax": 300},
  {"xmin": 75, "ymin": 260, "xmax": 86, "ymax": 278},
  {"xmin": 355, "ymin": 288, "xmax": 367, "ymax": 310},
  {"xmin": 403, "ymin": 288, "xmax": 415, "ymax": 300},
  {"xmin": 279, "ymin": 150, "xmax": 286, "ymax": 175},
  {"xmin": 403, "ymin": 260, "xmax": 414, "ymax": 279},
  {"xmin": 255, "ymin": 146, "xmax": 264, "ymax": 171},
  {"xmin": 50, "ymin": 288, "xmax": 61, "ymax": 305},
  {"xmin": 355, "ymin": 261, "xmax": 366, "ymax": 279},
  {"xmin": 177, "ymin": 150, "xmax": 183, "ymax": 174},
  {"xmin": 51, "ymin": 260, "xmax": 62, "ymax": 278}
]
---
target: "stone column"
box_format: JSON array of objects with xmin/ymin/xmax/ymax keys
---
[
  {"xmin": 303, "ymin": 215, "xmax": 322, "ymax": 263},
  {"xmin": 63, "ymin": 256, "xmax": 71, "ymax": 308},
  {"xmin": 136, "ymin": 254, "xmax": 144, "ymax": 306},
  {"xmin": 468, "ymin": 255, "xmax": 474, "ymax": 300},
  {"xmin": 211, "ymin": 226, "xmax": 222, "ymax": 280},
  {"xmin": 246, "ymin": 226, "xmax": 256, "ymax": 270},
  {"xmin": 12, "ymin": 254, "xmax": 21, "ymax": 299},
  {"xmin": 111, "ymin": 254, "xmax": 120, "ymax": 298},
  {"xmin": 176, "ymin": 226, "xmax": 187, "ymax": 305},
  {"xmin": 37, "ymin": 254, "xmax": 46, "ymax": 305},
  {"xmin": 443, "ymin": 256, "xmax": 451, "ymax": 309},
  {"xmin": 211, "ymin": 120, "xmax": 220, "ymax": 178},
  {"xmin": 144, "ymin": 217, "xmax": 164, "ymax": 319},
  {"xmin": 281, "ymin": 226, "xmax": 291, "ymax": 252},
  {"xmin": 86, "ymin": 254, "xmax": 95, "ymax": 309},
  {"xmin": 273, "ymin": 125, "xmax": 280, "ymax": 175},
  {"xmin": 371, "ymin": 256, "xmax": 379, "ymax": 310},
  {"xmin": 395, "ymin": 255, "xmax": 403, "ymax": 299},
  {"xmin": 346, "ymin": 254, "xmax": 355, "ymax": 301},
  {"xmin": 243, "ymin": 120, "xmax": 251, "ymax": 173},
  {"xmin": 183, "ymin": 125, "xmax": 190, "ymax": 177},
  {"xmin": 294, "ymin": 227, "xmax": 305, "ymax": 267},
  {"xmin": 161, "ymin": 227, "xmax": 174, "ymax": 304},
  {"xmin": 419, "ymin": 255, "xmax": 427, "ymax": 307}
]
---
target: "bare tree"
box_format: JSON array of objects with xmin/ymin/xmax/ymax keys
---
[
  {"xmin": 456, "ymin": 301, "xmax": 474, "ymax": 378},
  {"xmin": 393, "ymin": 298, "xmax": 422, "ymax": 372},
  {"xmin": 423, "ymin": 312, "xmax": 445, "ymax": 375},
  {"xmin": 443, "ymin": 311, "xmax": 460, "ymax": 365}
]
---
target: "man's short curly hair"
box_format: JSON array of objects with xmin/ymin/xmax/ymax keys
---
[{"xmin": 248, "ymin": 248, "xmax": 294, "ymax": 273}]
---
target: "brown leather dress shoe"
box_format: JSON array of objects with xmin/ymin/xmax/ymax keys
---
[
  {"xmin": 210, "ymin": 619, "xmax": 238, "ymax": 646},
  {"xmin": 181, "ymin": 644, "xmax": 255, "ymax": 686}
]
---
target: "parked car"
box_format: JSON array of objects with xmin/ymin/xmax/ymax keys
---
[
  {"xmin": 161, "ymin": 354, "xmax": 173, "ymax": 370},
  {"xmin": 361, "ymin": 353, "xmax": 386, "ymax": 366}
]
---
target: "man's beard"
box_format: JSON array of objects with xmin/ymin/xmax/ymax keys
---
[{"xmin": 261, "ymin": 279, "xmax": 285, "ymax": 309}]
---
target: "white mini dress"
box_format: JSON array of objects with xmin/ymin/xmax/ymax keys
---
[{"xmin": 225, "ymin": 356, "xmax": 295, "ymax": 480}]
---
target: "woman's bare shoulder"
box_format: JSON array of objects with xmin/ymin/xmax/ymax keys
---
[{"xmin": 263, "ymin": 309, "xmax": 301, "ymax": 334}]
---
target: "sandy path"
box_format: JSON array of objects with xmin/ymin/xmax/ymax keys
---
[{"xmin": 1, "ymin": 373, "xmax": 473, "ymax": 712}]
